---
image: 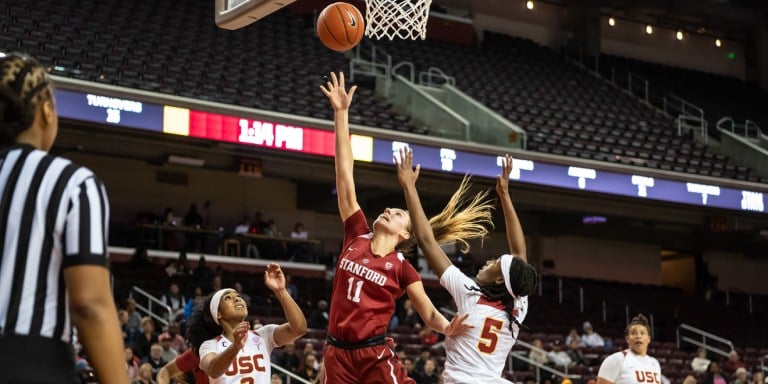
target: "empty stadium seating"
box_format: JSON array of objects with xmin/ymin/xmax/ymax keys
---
[{"xmin": 2, "ymin": 0, "xmax": 765, "ymax": 183}]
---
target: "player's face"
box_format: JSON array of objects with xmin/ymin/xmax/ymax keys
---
[
  {"xmin": 373, "ymin": 208, "xmax": 411, "ymax": 240},
  {"xmin": 626, "ymin": 324, "xmax": 651, "ymax": 355},
  {"xmin": 476, "ymin": 258, "xmax": 503, "ymax": 285},
  {"xmin": 219, "ymin": 289, "xmax": 248, "ymax": 322}
]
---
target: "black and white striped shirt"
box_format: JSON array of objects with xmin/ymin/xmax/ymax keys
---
[{"xmin": 0, "ymin": 144, "xmax": 109, "ymax": 343}]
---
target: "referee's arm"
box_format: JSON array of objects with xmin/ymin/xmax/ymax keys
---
[{"xmin": 65, "ymin": 177, "xmax": 128, "ymax": 383}]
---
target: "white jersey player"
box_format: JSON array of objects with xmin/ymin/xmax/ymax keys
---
[
  {"xmin": 597, "ymin": 314, "xmax": 662, "ymax": 384},
  {"xmin": 397, "ymin": 151, "xmax": 538, "ymax": 383},
  {"xmin": 186, "ymin": 264, "xmax": 307, "ymax": 384},
  {"xmin": 199, "ymin": 326, "xmax": 277, "ymax": 384}
]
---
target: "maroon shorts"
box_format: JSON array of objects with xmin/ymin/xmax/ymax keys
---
[{"xmin": 323, "ymin": 337, "xmax": 416, "ymax": 384}]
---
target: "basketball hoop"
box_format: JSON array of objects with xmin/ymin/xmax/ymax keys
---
[{"xmin": 365, "ymin": 0, "xmax": 433, "ymax": 40}]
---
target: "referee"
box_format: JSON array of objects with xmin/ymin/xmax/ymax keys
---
[{"xmin": 0, "ymin": 53, "xmax": 127, "ymax": 383}]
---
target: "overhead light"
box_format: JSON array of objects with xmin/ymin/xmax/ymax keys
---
[
  {"xmin": 608, "ymin": 17, "xmax": 615, "ymax": 26},
  {"xmin": 676, "ymin": 31, "xmax": 684, "ymax": 40},
  {"xmin": 645, "ymin": 25, "xmax": 653, "ymax": 35},
  {"xmin": 167, "ymin": 155, "xmax": 205, "ymax": 167},
  {"xmin": 715, "ymin": 38, "xmax": 722, "ymax": 47},
  {"xmin": 526, "ymin": 0, "xmax": 534, "ymax": 10}
]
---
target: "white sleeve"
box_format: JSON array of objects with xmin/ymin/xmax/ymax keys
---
[
  {"xmin": 597, "ymin": 353, "xmax": 623, "ymax": 383},
  {"xmin": 256, "ymin": 324, "xmax": 279, "ymax": 354},
  {"xmin": 439, "ymin": 265, "xmax": 479, "ymax": 312},
  {"xmin": 198, "ymin": 338, "xmax": 219, "ymax": 369}
]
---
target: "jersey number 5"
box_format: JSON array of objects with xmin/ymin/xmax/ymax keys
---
[{"xmin": 477, "ymin": 317, "xmax": 504, "ymax": 354}]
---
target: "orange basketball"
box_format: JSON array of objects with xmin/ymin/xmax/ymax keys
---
[{"xmin": 316, "ymin": 2, "xmax": 365, "ymax": 52}]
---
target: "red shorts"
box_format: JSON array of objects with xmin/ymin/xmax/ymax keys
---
[{"xmin": 323, "ymin": 338, "xmax": 416, "ymax": 384}]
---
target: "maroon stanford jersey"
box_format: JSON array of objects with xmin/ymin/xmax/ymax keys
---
[{"xmin": 328, "ymin": 209, "xmax": 421, "ymax": 342}]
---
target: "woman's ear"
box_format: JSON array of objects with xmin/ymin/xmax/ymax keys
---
[{"xmin": 41, "ymin": 99, "xmax": 55, "ymax": 125}]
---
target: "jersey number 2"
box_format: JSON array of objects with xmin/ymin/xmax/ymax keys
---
[
  {"xmin": 477, "ymin": 317, "xmax": 504, "ymax": 353},
  {"xmin": 347, "ymin": 277, "xmax": 363, "ymax": 303}
]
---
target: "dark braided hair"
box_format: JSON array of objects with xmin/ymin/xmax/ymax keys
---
[
  {"xmin": 468, "ymin": 256, "xmax": 537, "ymax": 330},
  {"xmin": 625, "ymin": 313, "xmax": 651, "ymax": 336},
  {"xmin": 0, "ymin": 52, "xmax": 52, "ymax": 147},
  {"xmin": 185, "ymin": 294, "xmax": 222, "ymax": 356}
]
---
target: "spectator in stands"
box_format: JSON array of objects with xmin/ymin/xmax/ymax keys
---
[
  {"xmin": 750, "ymin": 371, "xmax": 764, "ymax": 384},
  {"xmin": 691, "ymin": 347, "xmax": 711, "ymax": 374},
  {"xmin": 252, "ymin": 318, "xmax": 263, "ymax": 330},
  {"xmin": 183, "ymin": 203, "xmax": 203, "ymax": 228},
  {"xmin": 183, "ymin": 203, "xmax": 204, "ymax": 251},
  {"xmin": 264, "ymin": 219, "xmax": 282, "ymax": 236},
  {"xmin": 270, "ymin": 374, "xmax": 283, "ymax": 384},
  {"xmin": 160, "ymin": 282, "xmax": 186, "ymax": 321},
  {"xmin": 211, "ymin": 275, "xmax": 223, "ymax": 293},
  {"xmin": 119, "ymin": 309, "xmax": 135, "ymax": 347},
  {"xmin": 291, "ymin": 222, "xmax": 308, "ymax": 239},
  {"xmin": 191, "ymin": 256, "xmax": 214, "ymax": 293},
  {"xmin": 548, "ymin": 340, "xmax": 573, "ymax": 368},
  {"xmin": 417, "ymin": 358, "xmax": 441, "ymax": 384},
  {"xmin": 125, "ymin": 298, "xmax": 143, "ymax": 335},
  {"xmin": 289, "ymin": 222, "xmax": 311, "ymax": 261},
  {"xmin": 158, "ymin": 334, "xmax": 178, "ymax": 362},
  {"xmin": 702, "ymin": 362, "xmax": 727, "ymax": 384},
  {"xmin": 581, "ymin": 321, "xmax": 605, "ymax": 348},
  {"xmin": 529, "ymin": 338, "xmax": 550, "ymax": 368},
  {"xmin": 271, "ymin": 342, "xmax": 301, "ymax": 374},
  {"xmin": 132, "ymin": 363, "xmax": 155, "ymax": 384},
  {"xmin": 134, "ymin": 317, "xmax": 159, "ymax": 359},
  {"xmin": 249, "ymin": 211, "xmax": 266, "ymax": 234},
  {"xmin": 174, "ymin": 250, "xmax": 191, "ymax": 287},
  {"xmin": 140, "ymin": 343, "xmax": 166, "ymax": 380},
  {"xmin": 158, "ymin": 322, "xmax": 186, "ymax": 354},
  {"xmin": 162, "ymin": 208, "xmax": 179, "ymax": 250},
  {"xmin": 419, "ymin": 327, "xmax": 438, "ymax": 346},
  {"xmin": 298, "ymin": 353, "xmax": 319, "ymax": 381},
  {"xmin": 302, "ymin": 342, "xmax": 317, "ymax": 361},
  {"xmin": 164, "ymin": 259, "xmax": 178, "ymax": 277},
  {"xmin": 565, "ymin": 328, "xmax": 581, "ymax": 346},
  {"xmin": 403, "ymin": 357, "xmax": 417, "ymax": 378},
  {"xmin": 414, "ymin": 346, "xmax": 433, "ymax": 376},
  {"xmin": 308, "ymin": 299, "xmax": 329, "ymax": 329},
  {"xmin": 597, "ymin": 315, "xmax": 660, "ymax": 384},
  {"xmin": 75, "ymin": 348, "xmax": 91, "ymax": 371},
  {"xmin": 125, "ymin": 347, "xmax": 141, "ymax": 381},
  {"xmin": 566, "ymin": 339, "xmax": 585, "ymax": 366},
  {"xmin": 734, "ymin": 367, "xmax": 750, "ymax": 384},
  {"xmin": 682, "ymin": 375, "xmax": 697, "ymax": 384},
  {"xmin": 398, "ymin": 299, "xmax": 423, "ymax": 330},
  {"xmin": 722, "ymin": 351, "xmax": 747, "ymax": 376},
  {"xmin": 285, "ymin": 273, "xmax": 298, "ymax": 300},
  {"xmin": 183, "ymin": 287, "xmax": 203, "ymax": 321},
  {"xmin": 235, "ymin": 215, "xmax": 260, "ymax": 258},
  {"xmin": 233, "ymin": 281, "xmax": 251, "ymax": 307}
]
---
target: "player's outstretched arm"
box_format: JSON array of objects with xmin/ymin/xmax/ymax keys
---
[
  {"xmin": 264, "ymin": 263, "xmax": 307, "ymax": 346},
  {"xmin": 395, "ymin": 148, "xmax": 452, "ymax": 277},
  {"xmin": 496, "ymin": 154, "xmax": 527, "ymax": 261},
  {"xmin": 405, "ymin": 281, "xmax": 472, "ymax": 336},
  {"xmin": 200, "ymin": 321, "xmax": 249, "ymax": 378},
  {"xmin": 66, "ymin": 266, "xmax": 129, "ymax": 384},
  {"xmin": 156, "ymin": 360, "xmax": 181, "ymax": 384},
  {"xmin": 320, "ymin": 71, "xmax": 360, "ymax": 221}
]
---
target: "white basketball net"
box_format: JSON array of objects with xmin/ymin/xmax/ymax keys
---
[{"xmin": 365, "ymin": 0, "xmax": 433, "ymax": 40}]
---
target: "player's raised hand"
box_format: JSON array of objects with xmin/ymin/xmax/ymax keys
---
[
  {"xmin": 264, "ymin": 263, "xmax": 286, "ymax": 292},
  {"xmin": 395, "ymin": 147, "xmax": 420, "ymax": 189},
  {"xmin": 496, "ymin": 154, "xmax": 514, "ymax": 197},
  {"xmin": 232, "ymin": 321, "xmax": 250, "ymax": 351},
  {"xmin": 442, "ymin": 313, "xmax": 473, "ymax": 336},
  {"xmin": 320, "ymin": 71, "xmax": 357, "ymax": 112}
]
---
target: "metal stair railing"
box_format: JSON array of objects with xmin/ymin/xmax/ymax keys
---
[
  {"xmin": 513, "ymin": 339, "xmax": 581, "ymax": 379},
  {"xmin": 350, "ymin": 40, "xmax": 392, "ymax": 96},
  {"xmin": 130, "ymin": 286, "xmax": 172, "ymax": 327},
  {"xmin": 418, "ymin": 67, "xmax": 455, "ymax": 88},
  {"xmin": 676, "ymin": 323, "xmax": 734, "ymax": 359},
  {"xmin": 271, "ymin": 363, "xmax": 312, "ymax": 384}
]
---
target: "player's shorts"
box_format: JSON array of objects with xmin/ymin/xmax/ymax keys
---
[
  {"xmin": 0, "ymin": 334, "xmax": 79, "ymax": 383},
  {"xmin": 323, "ymin": 335, "xmax": 416, "ymax": 384}
]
